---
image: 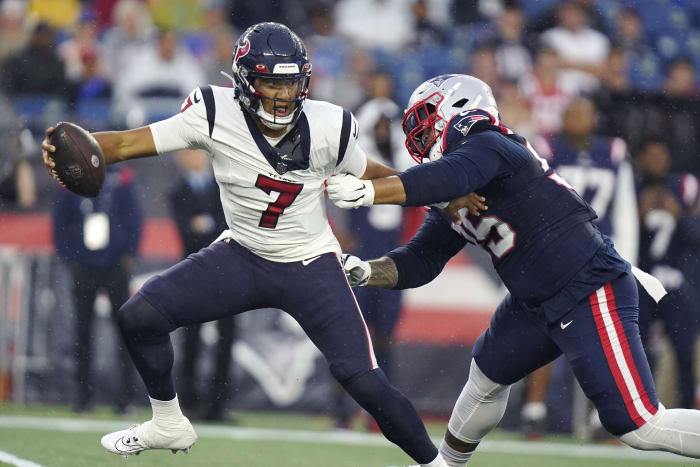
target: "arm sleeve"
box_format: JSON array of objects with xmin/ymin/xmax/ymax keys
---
[
  {"xmin": 611, "ymin": 160, "xmax": 639, "ymax": 265},
  {"xmin": 386, "ymin": 209, "xmax": 467, "ymax": 289},
  {"xmin": 148, "ymin": 87, "xmax": 213, "ymax": 154},
  {"xmin": 398, "ymin": 136, "xmax": 506, "ymax": 207}
]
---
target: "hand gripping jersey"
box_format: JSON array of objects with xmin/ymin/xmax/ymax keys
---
[
  {"xmin": 150, "ymin": 85, "xmax": 366, "ymax": 262},
  {"xmin": 389, "ymin": 110, "xmax": 629, "ymax": 322}
]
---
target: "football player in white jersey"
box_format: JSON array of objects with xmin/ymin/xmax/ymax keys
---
[{"xmin": 42, "ymin": 22, "xmax": 458, "ymax": 466}]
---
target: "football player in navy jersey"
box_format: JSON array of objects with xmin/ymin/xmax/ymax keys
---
[
  {"xmin": 636, "ymin": 139, "xmax": 700, "ymax": 409},
  {"xmin": 41, "ymin": 23, "xmax": 474, "ymax": 467},
  {"xmin": 328, "ymin": 74, "xmax": 700, "ymax": 466}
]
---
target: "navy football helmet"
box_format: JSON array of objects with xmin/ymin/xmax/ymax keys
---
[{"xmin": 231, "ymin": 22, "xmax": 312, "ymax": 130}]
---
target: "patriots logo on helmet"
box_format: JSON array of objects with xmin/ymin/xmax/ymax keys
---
[{"xmin": 234, "ymin": 38, "xmax": 251, "ymax": 63}]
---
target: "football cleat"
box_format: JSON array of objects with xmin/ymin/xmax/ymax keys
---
[{"xmin": 101, "ymin": 418, "xmax": 197, "ymax": 457}]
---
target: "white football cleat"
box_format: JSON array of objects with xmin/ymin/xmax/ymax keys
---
[{"xmin": 100, "ymin": 418, "xmax": 197, "ymax": 458}]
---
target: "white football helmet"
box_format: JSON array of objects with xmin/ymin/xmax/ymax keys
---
[{"xmin": 402, "ymin": 74, "xmax": 499, "ymax": 163}]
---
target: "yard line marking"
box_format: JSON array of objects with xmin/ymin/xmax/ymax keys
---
[
  {"xmin": 0, "ymin": 449, "xmax": 44, "ymax": 467},
  {"xmin": 0, "ymin": 415, "xmax": 692, "ymax": 464}
]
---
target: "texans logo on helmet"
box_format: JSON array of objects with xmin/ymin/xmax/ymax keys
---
[{"xmin": 234, "ymin": 39, "xmax": 251, "ymax": 63}]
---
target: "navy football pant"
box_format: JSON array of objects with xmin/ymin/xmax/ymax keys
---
[
  {"xmin": 638, "ymin": 284, "xmax": 698, "ymax": 408},
  {"xmin": 118, "ymin": 239, "xmax": 437, "ymax": 463},
  {"xmin": 473, "ymin": 272, "xmax": 660, "ymax": 435}
]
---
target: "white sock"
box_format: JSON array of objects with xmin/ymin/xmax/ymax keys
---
[
  {"xmin": 149, "ymin": 395, "xmax": 186, "ymax": 426},
  {"xmin": 620, "ymin": 404, "xmax": 700, "ymax": 458},
  {"xmin": 440, "ymin": 440, "xmax": 473, "ymax": 467},
  {"xmin": 421, "ymin": 452, "xmax": 448, "ymax": 467}
]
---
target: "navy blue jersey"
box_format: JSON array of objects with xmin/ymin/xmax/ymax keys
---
[
  {"xmin": 390, "ymin": 113, "xmax": 629, "ymax": 322},
  {"xmin": 638, "ymin": 174, "xmax": 700, "ymax": 291},
  {"xmin": 541, "ymin": 135, "xmax": 628, "ymax": 236}
]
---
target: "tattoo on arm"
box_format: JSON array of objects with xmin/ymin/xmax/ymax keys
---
[{"xmin": 367, "ymin": 257, "xmax": 398, "ymax": 288}]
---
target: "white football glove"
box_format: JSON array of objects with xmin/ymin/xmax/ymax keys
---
[
  {"xmin": 341, "ymin": 253, "xmax": 371, "ymax": 286},
  {"xmin": 326, "ymin": 174, "xmax": 375, "ymax": 209}
]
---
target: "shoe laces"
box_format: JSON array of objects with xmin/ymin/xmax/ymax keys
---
[{"xmin": 123, "ymin": 424, "xmax": 144, "ymax": 446}]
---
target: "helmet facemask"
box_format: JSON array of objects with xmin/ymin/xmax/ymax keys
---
[
  {"xmin": 235, "ymin": 65, "xmax": 311, "ymax": 130},
  {"xmin": 401, "ymin": 91, "xmax": 447, "ymax": 163}
]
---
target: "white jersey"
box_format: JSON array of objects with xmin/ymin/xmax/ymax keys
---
[{"xmin": 150, "ymin": 85, "xmax": 367, "ymax": 262}]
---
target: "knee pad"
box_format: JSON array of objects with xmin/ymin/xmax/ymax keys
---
[
  {"xmin": 448, "ymin": 359, "xmax": 511, "ymax": 444},
  {"xmin": 117, "ymin": 293, "xmax": 175, "ymax": 339}
]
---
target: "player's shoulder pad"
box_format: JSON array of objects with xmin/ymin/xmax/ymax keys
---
[
  {"xmin": 441, "ymin": 109, "xmax": 509, "ymax": 154},
  {"xmin": 180, "ymin": 85, "xmax": 218, "ymax": 137},
  {"xmin": 304, "ymin": 99, "xmax": 358, "ymax": 166}
]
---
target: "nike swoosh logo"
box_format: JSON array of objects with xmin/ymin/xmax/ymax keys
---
[
  {"xmin": 301, "ymin": 255, "xmax": 321, "ymax": 266},
  {"xmin": 193, "ymin": 90, "xmax": 201, "ymax": 103},
  {"xmin": 560, "ymin": 320, "xmax": 573, "ymax": 330}
]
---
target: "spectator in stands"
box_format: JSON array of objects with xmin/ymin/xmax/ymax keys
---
[
  {"xmin": 334, "ymin": 0, "xmax": 414, "ymax": 53},
  {"xmin": 636, "ymin": 138, "xmax": 700, "ymax": 410},
  {"xmin": 662, "ymin": 59, "xmax": 698, "ymax": 98},
  {"xmin": 600, "ymin": 46, "xmax": 631, "ymax": 93},
  {"xmin": 101, "ymin": 0, "xmax": 156, "ymax": 82},
  {"xmin": 169, "ymin": 149, "xmax": 235, "ymax": 421},
  {"xmin": 0, "ymin": 93, "xmax": 36, "ymax": 211},
  {"xmin": 201, "ymin": 27, "xmax": 236, "ymax": 87},
  {"xmin": 518, "ymin": 47, "xmax": 575, "ymax": 136},
  {"xmin": 411, "ymin": 0, "xmax": 447, "ymax": 49},
  {"xmin": 492, "ymin": 2, "xmax": 532, "ymax": 82},
  {"xmin": 306, "ymin": 7, "xmax": 362, "ymax": 109},
  {"xmin": 470, "ymin": 44, "xmax": 503, "ymax": 97},
  {"xmin": 58, "ymin": 9, "xmax": 108, "ymax": 88},
  {"xmin": 0, "ymin": 0, "xmax": 35, "ymax": 65},
  {"xmin": 0, "ymin": 22, "xmax": 68, "ymax": 97},
  {"xmin": 52, "ymin": 165, "xmax": 142, "ymax": 413},
  {"xmin": 541, "ymin": 0, "xmax": 609, "ymax": 94},
  {"xmin": 332, "ymin": 72, "xmax": 409, "ymax": 429},
  {"xmin": 497, "ymin": 81, "xmax": 534, "ymax": 139},
  {"xmin": 307, "ymin": 6, "xmax": 373, "ymax": 110},
  {"xmin": 113, "ymin": 28, "xmax": 205, "ymax": 125},
  {"xmin": 613, "ymin": 7, "xmax": 651, "ymax": 57}
]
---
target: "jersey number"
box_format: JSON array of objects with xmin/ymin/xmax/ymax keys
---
[
  {"xmin": 460, "ymin": 215, "xmax": 516, "ymax": 259},
  {"xmin": 644, "ymin": 209, "xmax": 677, "ymax": 260},
  {"xmin": 255, "ymin": 175, "xmax": 303, "ymax": 229}
]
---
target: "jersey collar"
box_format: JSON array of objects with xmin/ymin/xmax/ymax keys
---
[{"xmin": 242, "ymin": 110, "xmax": 311, "ymax": 175}]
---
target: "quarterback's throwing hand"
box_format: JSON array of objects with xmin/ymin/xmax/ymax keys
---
[
  {"xmin": 341, "ymin": 254, "xmax": 371, "ymax": 286},
  {"xmin": 326, "ymin": 174, "xmax": 375, "ymax": 209}
]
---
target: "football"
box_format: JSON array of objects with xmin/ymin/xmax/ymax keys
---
[{"xmin": 49, "ymin": 122, "xmax": 105, "ymax": 197}]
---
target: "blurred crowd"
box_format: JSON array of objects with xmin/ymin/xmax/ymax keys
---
[
  {"xmin": 1, "ymin": 0, "xmax": 699, "ymax": 211},
  {"xmin": 1, "ymin": 0, "xmax": 700, "ymax": 431}
]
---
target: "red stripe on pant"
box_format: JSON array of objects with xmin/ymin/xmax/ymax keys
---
[{"xmin": 589, "ymin": 285, "xmax": 647, "ymax": 428}]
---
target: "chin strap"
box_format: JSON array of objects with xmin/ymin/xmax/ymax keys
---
[{"xmin": 220, "ymin": 70, "xmax": 235, "ymax": 85}]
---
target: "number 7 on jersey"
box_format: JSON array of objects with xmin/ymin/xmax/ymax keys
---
[{"xmin": 255, "ymin": 174, "xmax": 303, "ymax": 228}]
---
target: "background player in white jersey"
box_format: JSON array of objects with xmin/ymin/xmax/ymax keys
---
[{"xmin": 42, "ymin": 22, "xmax": 472, "ymax": 467}]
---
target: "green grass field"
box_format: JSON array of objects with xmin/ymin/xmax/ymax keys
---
[{"xmin": 0, "ymin": 404, "xmax": 697, "ymax": 467}]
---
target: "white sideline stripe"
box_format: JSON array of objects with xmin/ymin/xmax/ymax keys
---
[
  {"xmin": 0, "ymin": 449, "xmax": 44, "ymax": 467},
  {"xmin": 0, "ymin": 415, "xmax": 692, "ymax": 463}
]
